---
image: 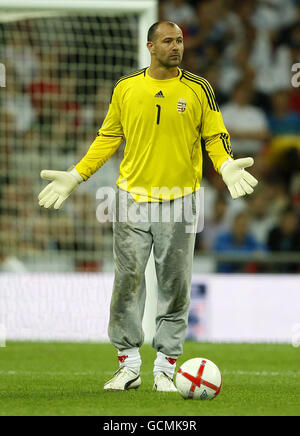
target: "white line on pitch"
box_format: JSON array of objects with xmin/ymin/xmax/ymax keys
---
[{"xmin": 0, "ymin": 370, "xmax": 300, "ymax": 377}]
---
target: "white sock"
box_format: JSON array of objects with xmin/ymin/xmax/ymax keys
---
[
  {"xmin": 118, "ymin": 348, "xmax": 141, "ymax": 375},
  {"xmin": 153, "ymin": 351, "xmax": 178, "ymax": 379}
]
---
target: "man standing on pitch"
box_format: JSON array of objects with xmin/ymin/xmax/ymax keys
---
[{"xmin": 38, "ymin": 21, "xmax": 258, "ymax": 391}]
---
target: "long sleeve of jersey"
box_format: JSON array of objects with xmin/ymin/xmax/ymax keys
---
[
  {"xmin": 75, "ymin": 88, "xmax": 124, "ymax": 180},
  {"xmin": 199, "ymin": 81, "xmax": 233, "ymax": 173}
]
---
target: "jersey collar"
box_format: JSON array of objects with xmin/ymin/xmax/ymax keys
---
[{"xmin": 145, "ymin": 67, "xmax": 183, "ymax": 84}]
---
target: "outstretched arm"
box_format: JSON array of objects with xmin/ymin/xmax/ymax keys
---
[
  {"xmin": 74, "ymin": 86, "xmax": 124, "ymax": 180},
  {"xmin": 38, "ymin": 84, "xmax": 124, "ymax": 209},
  {"xmin": 200, "ymin": 80, "xmax": 258, "ymax": 199}
]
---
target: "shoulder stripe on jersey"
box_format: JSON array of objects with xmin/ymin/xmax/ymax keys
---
[
  {"xmin": 110, "ymin": 68, "xmax": 146, "ymax": 102},
  {"xmin": 199, "ymin": 75, "xmax": 220, "ymax": 111},
  {"xmin": 220, "ymin": 133, "xmax": 233, "ymax": 158},
  {"xmin": 183, "ymin": 71, "xmax": 218, "ymax": 112},
  {"xmin": 114, "ymin": 68, "xmax": 146, "ymax": 87},
  {"xmin": 182, "ymin": 71, "xmax": 219, "ymax": 112},
  {"xmin": 200, "ymin": 76, "xmax": 220, "ymax": 111},
  {"xmin": 183, "ymin": 72, "xmax": 215, "ymax": 111},
  {"xmin": 180, "ymin": 78, "xmax": 201, "ymax": 106},
  {"xmin": 186, "ymin": 72, "xmax": 217, "ymax": 98}
]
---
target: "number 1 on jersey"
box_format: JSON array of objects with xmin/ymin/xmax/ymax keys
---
[{"xmin": 156, "ymin": 104, "xmax": 161, "ymax": 125}]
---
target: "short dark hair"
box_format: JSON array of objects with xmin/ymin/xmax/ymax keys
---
[{"xmin": 147, "ymin": 21, "xmax": 178, "ymax": 42}]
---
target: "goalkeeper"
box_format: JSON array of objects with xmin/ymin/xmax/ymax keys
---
[{"xmin": 38, "ymin": 21, "xmax": 258, "ymax": 392}]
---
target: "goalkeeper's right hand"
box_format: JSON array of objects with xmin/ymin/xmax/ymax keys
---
[{"xmin": 38, "ymin": 168, "xmax": 83, "ymax": 209}]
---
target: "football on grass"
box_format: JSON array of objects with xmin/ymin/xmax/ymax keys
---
[{"xmin": 176, "ymin": 358, "xmax": 222, "ymax": 400}]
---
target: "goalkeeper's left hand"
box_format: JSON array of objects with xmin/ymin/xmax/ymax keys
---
[
  {"xmin": 221, "ymin": 157, "xmax": 258, "ymax": 199},
  {"xmin": 38, "ymin": 168, "xmax": 83, "ymax": 209}
]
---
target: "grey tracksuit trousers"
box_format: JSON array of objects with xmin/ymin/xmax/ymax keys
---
[{"xmin": 108, "ymin": 188, "xmax": 199, "ymax": 357}]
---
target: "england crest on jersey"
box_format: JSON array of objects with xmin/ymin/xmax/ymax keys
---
[{"xmin": 177, "ymin": 98, "xmax": 186, "ymax": 113}]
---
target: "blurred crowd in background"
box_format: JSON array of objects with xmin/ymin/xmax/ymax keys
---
[{"xmin": 1, "ymin": 0, "xmax": 300, "ymax": 273}]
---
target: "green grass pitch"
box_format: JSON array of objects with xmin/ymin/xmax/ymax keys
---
[{"xmin": 0, "ymin": 341, "xmax": 299, "ymax": 416}]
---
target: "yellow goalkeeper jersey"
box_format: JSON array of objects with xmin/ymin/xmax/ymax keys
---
[{"xmin": 75, "ymin": 67, "xmax": 233, "ymax": 202}]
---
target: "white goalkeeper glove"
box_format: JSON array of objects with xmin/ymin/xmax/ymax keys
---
[
  {"xmin": 221, "ymin": 157, "xmax": 258, "ymax": 199},
  {"xmin": 38, "ymin": 168, "xmax": 83, "ymax": 209}
]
